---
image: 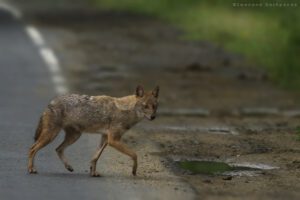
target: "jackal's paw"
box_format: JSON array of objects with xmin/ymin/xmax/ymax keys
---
[
  {"xmin": 65, "ymin": 165, "xmax": 74, "ymax": 172},
  {"xmin": 132, "ymin": 170, "xmax": 137, "ymax": 176},
  {"xmin": 28, "ymin": 168, "xmax": 37, "ymax": 174},
  {"xmin": 90, "ymin": 171, "xmax": 101, "ymax": 177}
]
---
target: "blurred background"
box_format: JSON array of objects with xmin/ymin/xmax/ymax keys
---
[
  {"xmin": 13, "ymin": 0, "xmax": 300, "ymax": 88},
  {"xmin": 2, "ymin": 0, "xmax": 300, "ymax": 199},
  {"xmin": 93, "ymin": 0, "xmax": 300, "ymax": 88}
]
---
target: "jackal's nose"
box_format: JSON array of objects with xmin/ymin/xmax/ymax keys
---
[{"xmin": 150, "ymin": 115, "xmax": 156, "ymax": 120}]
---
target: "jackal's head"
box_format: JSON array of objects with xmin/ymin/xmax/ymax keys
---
[{"xmin": 135, "ymin": 85, "xmax": 159, "ymax": 121}]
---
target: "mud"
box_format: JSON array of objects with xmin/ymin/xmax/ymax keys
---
[{"xmin": 25, "ymin": 10, "xmax": 300, "ymax": 200}]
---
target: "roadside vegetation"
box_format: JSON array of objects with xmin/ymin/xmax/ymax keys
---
[{"xmin": 92, "ymin": 0, "xmax": 300, "ymax": 88}]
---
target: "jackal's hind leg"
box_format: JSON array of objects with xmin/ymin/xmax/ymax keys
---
[
  {"xmin": 56, "ymin": 127, "xmax": 81, "ymax": 172},
  {"xmin": 90, "ymin": 134, "xmax": 108, "ymax": 177},
  {"xmin": 28, "ymin": 128, "xmax": 60, "ymax": 174}
]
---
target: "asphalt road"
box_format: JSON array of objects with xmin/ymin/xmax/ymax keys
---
[{"xmin": 0, "ymin": 8, "xmax": 195, "ymax": 200}]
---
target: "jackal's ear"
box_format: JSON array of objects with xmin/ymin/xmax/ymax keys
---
[
  {"xmin": 152, "ymin": 86, "xmax": 159, "ymax": 98},
  {"xmin": 136, "ymin": 85, "xmax": 144, "ymax": 97}
]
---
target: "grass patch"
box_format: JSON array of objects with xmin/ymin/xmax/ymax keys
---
[{"xmin": 91, "ymin": 0, "xmax": 300, "ymax": 88}]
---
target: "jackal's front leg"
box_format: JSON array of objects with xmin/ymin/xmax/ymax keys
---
[
  {"xmin": 108, "ymin": 131, "xmax": 138, "ymax": 176},
  {"xmin": 90, "ymin": 134, "xmax": 108, "ymax": 177}
]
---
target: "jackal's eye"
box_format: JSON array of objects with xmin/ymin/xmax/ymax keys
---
[{"xmin": 144, "ymin": 104, "xmax": 150, "ymax": 109}]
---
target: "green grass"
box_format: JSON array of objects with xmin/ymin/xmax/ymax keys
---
[{"xmin": 91, "ymin": 0, "xmax": 300, "ymax": 88}]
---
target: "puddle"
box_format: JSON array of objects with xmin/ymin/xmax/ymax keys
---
[
  {"xmin": 176, "ymin": 160, "xmax": 277, "ymax": 176},
  {"xmin": 139, "ymin": 125, "xmax": 239, "ymax": 135},
  {"xmin": 158, "ymin": 108, "xmax": 210, "ymax": 117},
  {"xmin": 238, "ymin": 107, "xmax": 280, "ymax": 116}
]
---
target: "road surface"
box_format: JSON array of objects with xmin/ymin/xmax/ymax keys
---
[{"xmin": 0, "ymin": 7, "xmax": 195, "ymax": 200}]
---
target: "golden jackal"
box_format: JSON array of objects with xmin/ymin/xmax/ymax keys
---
[{"xmin": 28, "ymin": 85, "xmax": 159, "ymax": 176}]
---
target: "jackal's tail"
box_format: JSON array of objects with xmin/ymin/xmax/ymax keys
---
[{"xmin": 34, "ymin": 115, "xmax": 44, "ymax": 141}]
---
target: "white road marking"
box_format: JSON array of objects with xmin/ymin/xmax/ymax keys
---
[
  {"xmin": 25, "ymin": 25, "xmax": 68, "ymax": 94},
  {"xmin": 39, "ymin": 47, "xmax": 60, "ymax": 73},
  {"xmin": 1, "ymin": 1, "xmax": 68, "ymax": 95},
  {"xmin": 25, "ymin": 26, "xmax": 45, "ymax": 46},
  {"xmin": 0, "ymin": 1, "xmax": 22, "ymax": 19}
]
